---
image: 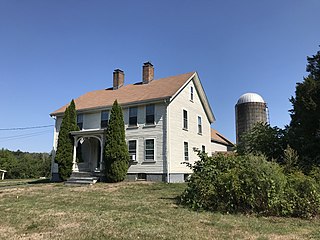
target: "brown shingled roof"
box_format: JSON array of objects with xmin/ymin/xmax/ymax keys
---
[
  {"xmin": 211, "ymin": 128, "xmax": 234, "ymax": 146},
  {"xmin": 51, "ymin": 72, "xmax": 195, "ymax": 116}
]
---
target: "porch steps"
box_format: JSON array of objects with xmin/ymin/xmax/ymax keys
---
[{"xmin": 65, "ymin": 172, "xmax": 100, "ymax": 185}]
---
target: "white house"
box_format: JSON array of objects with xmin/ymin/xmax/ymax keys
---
[{"xmin": 50, "ymin": 62, "xmax": 233, "ymax": 183}]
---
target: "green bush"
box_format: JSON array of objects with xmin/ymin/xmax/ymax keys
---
[
  {"xmin": 181, "ymin": 152, "xmax": 320, "ymax": 218},
  {"xmin": 284, "ymin": 172, "xmax": 320, "ymax": 218}
]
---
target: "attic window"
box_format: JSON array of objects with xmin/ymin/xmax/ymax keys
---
[{"xmin": 190, "ymin": 86, "xmax": 194, "ymax": 101}]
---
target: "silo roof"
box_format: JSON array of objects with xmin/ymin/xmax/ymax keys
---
[{"xmin": 237, "ymin": 93, "xmax": 265, "ymax": 104}]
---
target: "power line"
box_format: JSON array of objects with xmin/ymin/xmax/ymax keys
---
[
  {"xmin": 0, "ymin": 130, "xmax": 52, "ymax": 142},
  {"xmin": 0, "ymin": 125, "xmax": 54, "ymax": 131}
]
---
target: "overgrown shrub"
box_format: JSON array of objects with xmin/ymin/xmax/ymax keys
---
[
  {"xmin": 284, "ymin": 172, "xmax": 320, "ymax": 218},
  {"xmin": 180, "ymin": 152, "xmax": 320, "ymax": 218}
]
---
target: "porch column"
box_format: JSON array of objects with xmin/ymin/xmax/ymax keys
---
[
  {"xmin": 99, "ymin": 136, "xmax": 103, "ymax": 171},
  {"xmin": 72, "ymin": 136, "xmax": 78, "ymax": 171}
]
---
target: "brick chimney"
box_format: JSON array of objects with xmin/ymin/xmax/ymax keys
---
[
  {"xmin": 113, "ymin": 69, "xmax": 124, "ymax": 90},
  {"xmin": 143, "ymin": 62, "xmax": 154, "ymax": 84}
]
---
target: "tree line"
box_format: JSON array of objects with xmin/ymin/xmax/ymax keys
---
[{"xmin": 0, "ymin": 149, "xmax": 51, "ymax": 179}]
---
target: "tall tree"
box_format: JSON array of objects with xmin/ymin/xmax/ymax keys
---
[
  {"xmin": 236, "ymin": 122, "xmax": 287, "ymax": 163},
  {"xmin": 289, "ymin": 49, "xmax": 320, "ymax": 171},
  {"xmin": 55, "ymin": 100, "xmax": 79, "ymax": 180},
  {"xmin": 103, "ymin": 100, "xmax": 129, "ymax": 182}
]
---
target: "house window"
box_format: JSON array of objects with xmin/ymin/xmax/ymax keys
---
[
  {"xmin": 146, "ymin": 104, "xmax": 155, "ymax": 125},
  {"xmin": 101, "ymin": 110, "xmax": 109, "ymax": 129},
  {"xmin": 129, "ymin": 107, "xmax": 138, "ymax": 126},
  {"xmin": 183, "ymin": 110, "xmax": 188, "ymax": 130},
  {"xmin": 190, "ymin": 86, "xmax": 194, "ymax": 101},
  {"xmin": 202, "ymin": 145, "xmax": 206, "ymax": 153},
  {"xmin": 128, "ymin": 140, "xmax": 137, "ymax": 162},
  {"xmin": 145, "ymin": 139, "xmax": 155, "ymax": 161},
  {"xmin": 77, "ymin": 114, "xmax": 83, "ymax": 129},
  {"xmin": 184, "ymin": 142, "xmax": 189, "ymax": 161},
  {"xmin": 198, "ymin": 116, "xmax": 202, "ymax": 134}
]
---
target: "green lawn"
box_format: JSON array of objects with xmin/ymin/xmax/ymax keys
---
[{"xmin": 0, "ymin": 181, "xmax": 319, "ymax": 239}]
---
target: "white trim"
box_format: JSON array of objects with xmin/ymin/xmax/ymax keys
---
[
  {"xmin": 144, "ymin": 137, "xmax": 156, "ymax": 162},
  {"xmin": 127, "ymin": 138, "xmax": 139, "ymax": 163},
  {"xmin": 170, "ymin": 72, "xmax": 215, "ymax": 123},
  {"xmin": 197, "ymin": 115, "xmax": 202, "ymax": 135},
  {"xmin": 182, "ymin": 108, "xmax": 188, "ymax": 130}
]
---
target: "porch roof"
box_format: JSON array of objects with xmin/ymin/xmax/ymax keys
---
[{"xmin": 70, "ymin": 129, "xmax": 105, "ymax": 136}]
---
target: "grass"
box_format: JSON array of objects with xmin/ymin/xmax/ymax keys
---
[{"xmin": 0, "ymin": 181, "xmax": 320, "ymax": 239}]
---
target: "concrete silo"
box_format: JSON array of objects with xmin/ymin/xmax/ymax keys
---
[{"xmin": 235, "ymin": 93, "xmax": 268, "ymax": 144}]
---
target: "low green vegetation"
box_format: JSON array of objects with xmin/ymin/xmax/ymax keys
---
[
  {"xmin": 181, "ymin": 152, "xmax": 320, "ymax": 218},
  {"xmin": 1, "ymin": 182, "xmax": 320, "ymax": 240}
]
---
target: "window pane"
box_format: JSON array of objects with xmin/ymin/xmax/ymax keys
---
[
  {"xmin": 77, "ymin": 114, "xmax": 83, "ymax": 129},
  {"xmin": 184, "ymin": 142, "xmax": 189, "ymax": 161},
  {"xmin": 183, "ymin": 110, "xmax": 188, "ymax": 129},
  {"xmin": 191, "ymin": 86, "xmax": 194, "ymax": 101},
  {"xmin": 129, "ymin": 107, "xmax": 137, "ymax": 117},
  {"xmin": 145, "ymin": 139, "xmax": 154, "ymax": 161},
  {"xmin": 146, "ymin": 104, "xmax": 155, "ymax": 124},
  {"xmin": 128, "ymin": 140, "xmax": 137, "ymax": 161},
  {"xmin": 146, "ymin": 104, "xmax": 154, "ymax": 115},
  {"xmin": 101, "ymin": 111, "xmax": 109, "ymax": 121},
  {"xmin": 198, "ymin": 116, "xmax": 202, "ymax": 134},
  {"xmin": 129, "ymin": 107, "xmax": 138, "ymax": 126}
]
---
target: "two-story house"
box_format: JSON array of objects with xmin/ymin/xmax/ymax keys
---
[{"xmin": 50, "ymin": 62, "xmax": 233, "ymax": 183}]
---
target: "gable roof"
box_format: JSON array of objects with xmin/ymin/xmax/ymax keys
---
[
  {"xmin": 211, "ymin": 128, "xmax": 234, "ymax": 146},
  {"xmin": 51, "ymin": 72, "xmax": 214, "ymax": 122}
]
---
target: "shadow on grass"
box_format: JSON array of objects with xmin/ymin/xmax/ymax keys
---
[{"xmin": 28, "ymin": 179, "xmax": 52, "ymax": 184}]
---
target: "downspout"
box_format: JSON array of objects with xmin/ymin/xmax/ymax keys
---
[{"xmin": 165, "ymin": 99, "xmax": 170, "ymax": 183}]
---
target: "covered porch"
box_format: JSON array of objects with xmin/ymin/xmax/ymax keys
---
[{"xmin": 71, "ymin": 129, "xmax": 105, "ymax": 174}]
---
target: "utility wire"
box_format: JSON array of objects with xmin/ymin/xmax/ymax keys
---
[
  {"xmin": 0, "ymin": 130, "xmax": 52, "ymax": 142},
  {"xmin": 0, "ymin": 125, "xmax": 54, "ymax": 131}
]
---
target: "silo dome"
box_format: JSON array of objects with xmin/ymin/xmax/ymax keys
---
[
  {"xmin": 235, "ymin": 92, "xmax": 268, "ymax": 144},
  {"xmin": 237, "ymin": 93, "xmax": 265, "ymax": 105}
]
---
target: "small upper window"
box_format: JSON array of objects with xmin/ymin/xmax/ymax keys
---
[
  {"xmin": 146, "ymin": 104, "xmax": 155, "ymax": 125},
  {"xmin": 190, "ymin": 86, "xmax": 194, "ymax": 101},
  {"xmin": 198, "ymin": 116, "xmax": 202, "ymax": 134},
  {"xmin": 129, "ymin": 107, "xmax": 138, "ymax": 126},
  {"xmin": 183, "ymin": 110, "xmax": 188, "ymax": 130},
  {"xmin": 101, "ymin": 110, "xmax": 109, "ymax": 129},
  {"xmin": 77, "ymin": 114, "xmax": 83, "ymax": 130}
]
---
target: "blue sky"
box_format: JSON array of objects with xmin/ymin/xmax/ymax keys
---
[{"xmin": 0, "ymin": 0, "xmax": 319, "ymax": 152}]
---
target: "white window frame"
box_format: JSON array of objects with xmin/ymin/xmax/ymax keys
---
[
  {"xmin": 183, "ymin": 109, "xmax": 188, "ymax": 130},
  {"xmin": 128, "ymin": 139, "xmax": 138, "ymax": 162},
  {"xmin": 198, "ymin": 116, "xmax": 202, "ymax": 134},
  {"xmin": 190, "ymin": 86, "xmax": 194, "ymax": 101},
  {"xmin": 144, "ymin": 138, "xmax": 156, "ymax": 162},
  {"xmin": 184, "ymin": 142, "xmax": 189, "ymax": 161}
]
